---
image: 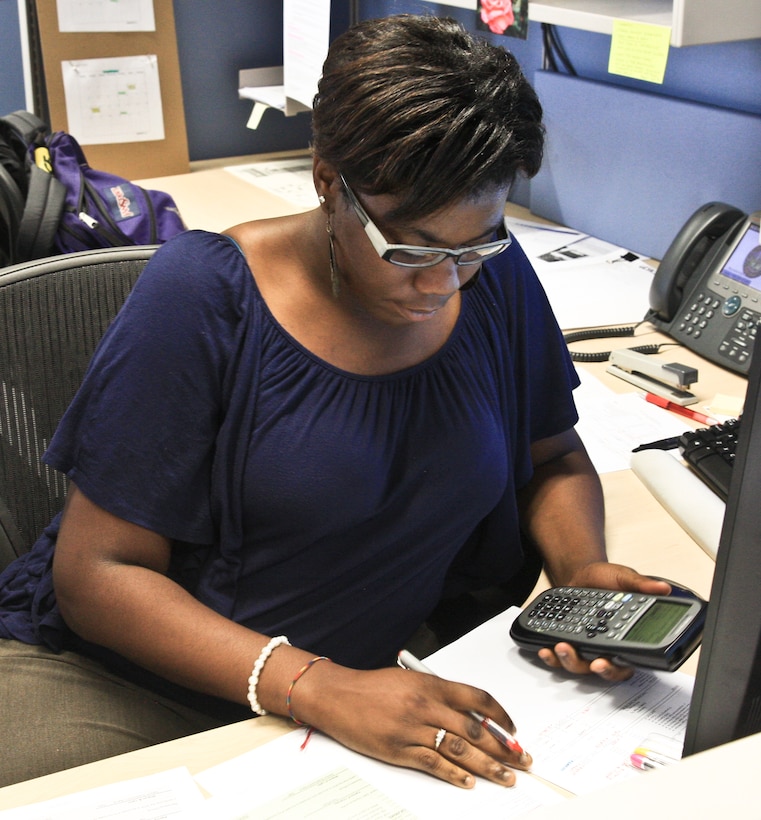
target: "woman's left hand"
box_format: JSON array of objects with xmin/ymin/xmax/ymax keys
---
[{"xmin": 536, "ymin": 563, "xmax": 672, "ymax": 681}]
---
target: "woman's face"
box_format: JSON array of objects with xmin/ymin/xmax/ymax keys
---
[{"xmin": 329, "ymin": 181, "xmax": 511, "ymax": 327}]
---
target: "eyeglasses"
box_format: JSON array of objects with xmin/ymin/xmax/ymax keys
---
[{"xmin": 339, "ymin": 174, "xmax": 512, "ymax": 269}]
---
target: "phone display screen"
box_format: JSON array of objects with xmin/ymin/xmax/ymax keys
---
[
  {"xmin": 719, "ymin": 222, "xmax": 761, "ymax": 293},
  {"xmin": 623, "ymin": 600, "xmax": 691, "ymax": 644}
]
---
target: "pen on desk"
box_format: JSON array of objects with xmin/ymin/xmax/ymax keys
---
[
  {"xmin": 630, "ymin": 753, "xmax": 667, "ymax": 771},
  {"xmin": 397, "ymin": 650, "xmax": 525, "ymax": 754},
  {"xmin": 644, "ymin": 392, "xmax": 719, "ymax": 426},
  {"xmin": 632, "ymin": 435, "xmax": 682, "ymax": 452},
  {"xmin": 632, "ymin": 746, "xmax": 680, "ymax": 766}
]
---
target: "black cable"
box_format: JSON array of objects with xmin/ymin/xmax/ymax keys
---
[
  {"xmin": 542, "ymin": 24, "xmax": 558, "ymax": 72},
  {"xmin": 547, "ymin": 25, "xmax": 578, "ymax": 76},
  {"xmin": 563, "ymin": 323, "xmax": 678, "ymax": 363},
  {"xmin": 541, "ymin": 24, "xmax": 577, "ymax": 76}
]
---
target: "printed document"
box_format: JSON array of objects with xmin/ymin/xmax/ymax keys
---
[
  {"xmin": 62, "ymin": 55, "xmax": 164, "ymax": 145},
  {"xmin": 56, "ymin": 0, "xmax": 156, "ymax": 32},
  {"xmin": 505, "ymin": 217, "xmax": 655, "ymax": 329},
  {"xmin": 0, "ymin": 768, "xmax": 204, "ymax": 819},
  {"xmin": 425, "ymin": 607, "xmax": 692, "ymax": 795},
  {"xmin": 194, "ymin": 730, "xmax": 563, "ymax": 818},
  {"xmin": 191, "ymin": 607, "xmax": 691, "ymax": 815}
]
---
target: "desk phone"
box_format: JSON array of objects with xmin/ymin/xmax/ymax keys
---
[{"xmin": 646, "ymin": 202, "xmax": 760, "ymax": 375}]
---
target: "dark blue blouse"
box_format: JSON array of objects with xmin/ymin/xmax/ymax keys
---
[{"xmin": 0, "ymin": 229, "xmax": 578, "ymax": 679}]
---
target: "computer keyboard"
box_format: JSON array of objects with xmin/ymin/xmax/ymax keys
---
[{"xmin": 679, "ymin": 418, "xmax": 741, "ymax": 501}]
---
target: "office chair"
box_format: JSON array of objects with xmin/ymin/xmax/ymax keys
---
[{"xmin": 0, "ymin": 245, "xmax": 158, "ymax": 571}]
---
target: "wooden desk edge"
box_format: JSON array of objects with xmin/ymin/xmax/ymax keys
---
[{"xmin": 0, "ymin": 716, "xmax": 294, "ymax": 809}]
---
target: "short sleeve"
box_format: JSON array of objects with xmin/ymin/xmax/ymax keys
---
[
  {"xmin": 500, "ymin": 240, "xmax": 580, "ymax": 443},
  {"xmin": 44, "ymin": 231, "xmax": 252, "ymax": 543}
]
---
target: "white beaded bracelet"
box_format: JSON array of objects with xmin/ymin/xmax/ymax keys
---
[{"xmin": 247, "ymin": 635, "xmax": 290, "ymax": 715}]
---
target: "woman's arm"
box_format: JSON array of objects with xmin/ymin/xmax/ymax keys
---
[
  {"xmin": 53, "ymin": 483, "xmax": 531, "ymax": 789},
  {"xmin": 517, "ymin": 427, "xmax": 671, "ymax": 679}
]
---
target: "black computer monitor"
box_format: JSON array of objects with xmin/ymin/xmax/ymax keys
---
[{"xmin": 682, "ymin": 330, "xmax": 761, "ymax": 755}]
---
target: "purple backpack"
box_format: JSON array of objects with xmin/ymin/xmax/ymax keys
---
[
  {"xmin": 48, "ymin": 131, "xmax": 186, "ymax": 253},
  {"xmin": 0, "ymin": 110, "xmax": 185, "ymax": 262}
]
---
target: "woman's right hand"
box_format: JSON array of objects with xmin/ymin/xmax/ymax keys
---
[{"xmin": 281, "ymin": 660, "xmax": 532, "ymax": 789}]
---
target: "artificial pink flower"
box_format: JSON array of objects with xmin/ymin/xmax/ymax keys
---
[{"xmin": 480, "ymin": 0, "xmax": 515, "ymax": 35}]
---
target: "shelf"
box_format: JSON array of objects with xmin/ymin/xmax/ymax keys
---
[{"xmin": 435, "ymin": 0, "xmax": 761, "ymax": 46}]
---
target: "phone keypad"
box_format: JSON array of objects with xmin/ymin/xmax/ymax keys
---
[
  {"xmin": 525, "ymin": 588, "xmax": 649, "ymax": 640},
  {"xmin": 718, "ymin": 307, "xmax": 759, "ymax": 366},
  {"xmin": 677, "ymin": 292, "xmax": 721, "ymax": 338},
  {"xmin": 676, "ymin": 290, "xmax": 759, "ymax": 367}
]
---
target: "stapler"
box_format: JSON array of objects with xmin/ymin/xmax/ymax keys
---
[{"xmin": 607, "ymin": 348, "xmax": 699, "ymax": 406}]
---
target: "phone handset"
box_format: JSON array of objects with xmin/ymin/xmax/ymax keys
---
[{"xmin": 648, "ymin": 201, "xmax": 745, "ymax": 323}]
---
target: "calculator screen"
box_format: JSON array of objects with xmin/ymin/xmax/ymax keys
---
[{"xmin": 624, "ymin": 600, "xmax": 691, "ymax": 644}]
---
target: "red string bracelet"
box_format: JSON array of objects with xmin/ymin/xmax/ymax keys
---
[{"xmin": 286, "ymin": 655, "xmax": 332, "ymax": 726}]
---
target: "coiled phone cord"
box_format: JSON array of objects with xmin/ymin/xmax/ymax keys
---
[{"xmin": 563, "ymin": 323, "xmax": 670, "ymax": 363}]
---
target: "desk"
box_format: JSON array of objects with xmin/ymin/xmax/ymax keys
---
[
  {"xmin": 539, "ymin": 336, "xmax": 746, "ymax": 683},
  {"xmin": 0, "ymin": 160, "xmax": 750, "ymax": 812},
  {"xmin": 138, "ymin": 151, "xmax": 315, "ymax": 233}
]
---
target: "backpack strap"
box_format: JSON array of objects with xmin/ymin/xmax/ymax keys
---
[
  {"xmin": 0, "ymin": 146, "xmax": 25, "ymax": 265},
  {"xmin": 16, "ymin": 160, "xmax": 66, "ymax": 262},
  {"xmin": 0, "ymin": 161, "xmax": 24, "ymax": 232},
  {"xmin": 0, "ymin": 111, "xmax": 64, "ymax": 263},
  {"xmin": 1, "ymin": 110, "xmax": 50, "ymax": 146}
]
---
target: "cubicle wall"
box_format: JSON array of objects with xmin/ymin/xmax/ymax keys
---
[
  {"xmin": 366, "ymin": 1, "xmax": 761, "ymax": 253},
  {"xmin": 172, "ymin": 1, "xmax": 352, "ymax": 161},
  {"xmin": 530, "ymin": 71, "xmax": 761, "ymax": 259},
  {"xmin": 0, "ymin": 2, "xmax": 26, "ymax": 114},
  {"xmin": 2, "ymin": 1, "xmax": 760, "ymax": 256}
]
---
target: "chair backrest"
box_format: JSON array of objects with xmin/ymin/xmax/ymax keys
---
[{"xmin": 0, "ymin": 245, "xmax": 158, "ymax": 570}]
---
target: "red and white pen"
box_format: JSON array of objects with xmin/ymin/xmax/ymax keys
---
[
  {"xmin": 645, "ymin": 392, "xmax": 719, "ymax": 426},
  {"xmin": 630, "ymin": 753, "xmax": 666, "ymax": 771},
  {"xmin": 397, "ymin": 649, "xmax": 525, "ymax": 754}
]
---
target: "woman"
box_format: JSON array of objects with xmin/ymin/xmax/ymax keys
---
[{"xmin": 0, "ymin": 14, "xmax": 669, "ymax": 789}]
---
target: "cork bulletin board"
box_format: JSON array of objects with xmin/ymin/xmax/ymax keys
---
[{"xmin": 34, "ymin": 0, "xmax": 189, "ymax": 179}]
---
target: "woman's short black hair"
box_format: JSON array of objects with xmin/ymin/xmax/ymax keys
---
[{"xmin": 311, "ymin": 14, "xmax": 544, "ymax": 219}]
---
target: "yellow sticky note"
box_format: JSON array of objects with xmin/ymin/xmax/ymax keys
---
[
  {"xmin": 707, "ymin": 393, "xmax": 744, "ymax": 418},
  {"xmin": 608, "ymin": 20, "xmax": 671, "ymax": 84}
]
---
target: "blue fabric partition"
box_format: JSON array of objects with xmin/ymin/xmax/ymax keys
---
[{"xmin": 530, "ymin": 71, "xmax": 761, "ymax": 260}]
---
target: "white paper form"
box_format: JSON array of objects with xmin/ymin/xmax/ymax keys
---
[
  {"xmin": 191, "ymin": 610, "xmax": 692, "ymax": 814},
  {"xmin": 0, "ymin": 768, "xmax": 204, "ymax": 819},
  {"xmin": 194, "ymin": 730, "xmax": 564, "ymax": 819},
  {"xmin": 194, "ymin": 760, "xmax": 416, "ymax": 819},
  {"xmin": 425, "ymin": 608, "xmax": 692, "ymax": 795},
  {"xmin": 225, "ymin": 157, "xmax": 318, "ymax": 209},
  {"xmin": 506, "ymin": 217, "xmax": 655, "ymax": 329},
  {"xmin": 572, "ymin": 368, "xmax": 690, "ymax": 474},
  {"xmin": 56, "ymin": 0, "xmax": 156, "ymax": 32},
  {"xmin": 62, "ymin": 55, "xmax": 164, "ymax": 145},
  {"xmin": 283, "ymin": 0, "xmax": 331, "ymax": 112}
]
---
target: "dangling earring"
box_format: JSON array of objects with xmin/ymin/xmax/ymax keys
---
[{"xmin": 326, "ymin": 217, "xmax": 340, "ymax": 298}]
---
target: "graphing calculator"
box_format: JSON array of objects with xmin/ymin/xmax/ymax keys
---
[{"xmin": 510, "ymin": 586, "xmax": 707, "ymax": 671}]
